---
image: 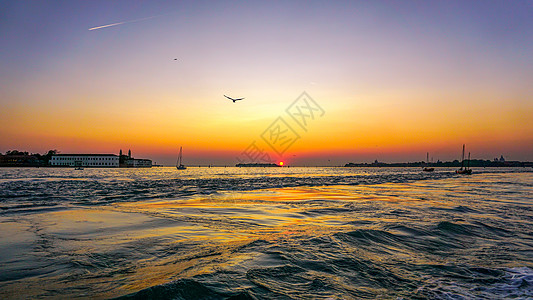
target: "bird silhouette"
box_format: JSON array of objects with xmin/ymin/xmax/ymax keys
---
[{"xmin": 224, "ymin": 95, "xmax": 245, "ymax": 103}]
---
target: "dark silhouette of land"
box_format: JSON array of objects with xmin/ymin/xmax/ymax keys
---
[
  {"xmin": 0, "ymin": 150, "xmax": 57, "ymax": 167},
  {"xmin": 236, "ymin": 163, "xmax": 280, "ymax": 167},
  {"xmin": 0, "ymin": 149, "xmax": 151, "ymax": 168},
  {"xmin": 1, "ymin": 149, "xmax": 532, "ymax": 168},
  {"xmin": 344, "ymin": 160, "xmax": 533, "ymax": 168}
]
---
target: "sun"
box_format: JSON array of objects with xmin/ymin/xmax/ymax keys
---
[{"xmin": 279, "ymin": 161, "xmax": 284, "ymax": 166}]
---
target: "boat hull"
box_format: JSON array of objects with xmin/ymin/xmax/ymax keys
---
[{"xmin": 456, "ymin": 169, "xmax": 472, "ymax": 175}]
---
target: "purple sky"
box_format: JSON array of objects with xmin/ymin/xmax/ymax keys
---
[{"xmin": 1, "ymin": 1, "xmax": 532, "ymax": 165}]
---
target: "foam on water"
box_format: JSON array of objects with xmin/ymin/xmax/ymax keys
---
[{"xmin": 415, "ymin": 267, "xmax": 533, "ymax": 299}]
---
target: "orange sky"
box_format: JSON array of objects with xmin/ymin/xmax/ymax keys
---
[{"xmin": 1, "ymin": 1, "xmax": 532, "ymax": 165}]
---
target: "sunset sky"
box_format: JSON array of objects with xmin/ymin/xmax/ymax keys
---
[{"xmin": 1, "ymin": 1, "xmax": 532, "ymax": 165}]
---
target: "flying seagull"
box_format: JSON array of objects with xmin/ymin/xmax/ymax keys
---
[{"xmin": 224, "ymin": 95, "xmax": 245, "ymax": 103}]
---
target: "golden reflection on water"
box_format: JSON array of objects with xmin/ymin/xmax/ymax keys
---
[{"xmin": 2, "ymin": 172, "xmax": 532, "ymax": 298}]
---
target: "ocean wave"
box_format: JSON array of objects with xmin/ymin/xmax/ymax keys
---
[
  {"xmin": 0, "ymin": 168, "xmax": 472, "ymax": 213},
  {"xmin": 415, "ymin": 266, "xmax": 533, "ymax": 299},
  {"xmin": 116, "ymin": 278, "xmax": 231, "ymax": 300},
  {"xmin": 1, "ymin": 168, "xmax": 532, "ymax": 299}
]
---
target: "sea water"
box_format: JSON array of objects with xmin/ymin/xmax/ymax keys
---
[{"xmin": 0, "ymin": 167, "xmax": 532, "ymax": 299}]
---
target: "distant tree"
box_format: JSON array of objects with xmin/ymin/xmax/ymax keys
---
[
  {"xmin": 46, "ymin": 149, "xmax": 58, "ymax": 156},
  {"xmin": 42, "ymin": 149, "xmax": 59, "ymax": 164},
  {"xmin": 6, "ymin": 150, "xmax": 29, "ymax": 156}
]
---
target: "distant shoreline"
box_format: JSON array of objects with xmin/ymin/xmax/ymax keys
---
[
  {"xmin": 1, "ymin": 164, "xmax": 532, "ymax": 169},
  {"xmin": 344, "ymin": 160, "xmax": 533, "ymax": 168},
  {"xmin": 1, "ymin": 150, "xmax": 532, "ymax": 169},
  {"xmin": 235, "ymin": 163, "xmax": 280, "ymax": 167}
]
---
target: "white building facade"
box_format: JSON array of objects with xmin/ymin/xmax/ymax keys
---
[
  {"xmin": 50, "ymin": 154, "xmax": 119, "ymax": 167},
  {"xmin": 125, "ymin": 159, "xmax": 152, "ymax": 168}
]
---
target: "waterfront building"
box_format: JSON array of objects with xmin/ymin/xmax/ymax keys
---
[
  {"xmin": 50, "ymin": 154, "xmax": 119, "ymax": 167},
  {"xmin": 125, "ymin": 158, "xmax": 152, "ymax": 168}
]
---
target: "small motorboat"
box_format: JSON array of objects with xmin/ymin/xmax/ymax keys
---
[{"xmin": 422, "ymin": 152, "xmax": 434, "ymax": 172}]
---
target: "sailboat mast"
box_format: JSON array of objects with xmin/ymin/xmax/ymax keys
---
[
  {"xmin": 461, "ymin": 144, "xmax": 465, "ymax": 169},
  {"xmin": 427, "ymin": 152, "xmax": 429, "ymax": 164},
  {"xmin": 175, "ymin": 146, "xmax": 187, "ymax": 170}
]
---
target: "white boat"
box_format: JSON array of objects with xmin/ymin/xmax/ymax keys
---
[{"xmin": 176, "ymin": 147, "xmax": 186, "ymax": 170}]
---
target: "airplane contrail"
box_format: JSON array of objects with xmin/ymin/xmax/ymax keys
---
[{"xmin": 88, "ymin": 15, "xmax": 161, "ymax": 31}]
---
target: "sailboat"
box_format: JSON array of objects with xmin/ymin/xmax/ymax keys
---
[
  {"xmin": 456, "ymin": 144, "xmax": 472, "ymax": 175},
  {"xmin": 176, "ymin": 146, "xmax": 187, "ymax": 170},
  {"xmin": 423, "ymin": 152, "xmax": 434, "ymax": 172}
]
